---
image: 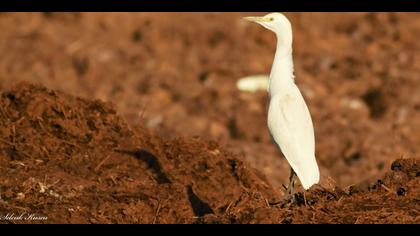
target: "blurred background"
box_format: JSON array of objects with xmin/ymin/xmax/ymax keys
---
[{"xmin": 0, "ymin": 12, "xmax": 419, "ymax": 190}]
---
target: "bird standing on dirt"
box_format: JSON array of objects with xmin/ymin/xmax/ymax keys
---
[{"xmin": 244, "ymin": 13, "xmax": 320, "ymax": 200}]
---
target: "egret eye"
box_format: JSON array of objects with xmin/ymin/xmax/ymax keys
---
[{"xmin": 269, "ymin": 17, "xmax": 274, "ymax": 21}]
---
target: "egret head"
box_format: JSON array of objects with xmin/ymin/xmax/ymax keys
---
[{"xmin": 243, "ymin": 13, "xmax": 293, "ymax": 45}]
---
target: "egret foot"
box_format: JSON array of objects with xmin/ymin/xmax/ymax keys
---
[{"xmin": 282, "ymin": 167, "xmax": 296, "ymax": 203}]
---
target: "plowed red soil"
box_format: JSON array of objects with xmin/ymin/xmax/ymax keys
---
[{"xmin": 0, "ymin": 13, "xmax": 419, "ymax": 224}]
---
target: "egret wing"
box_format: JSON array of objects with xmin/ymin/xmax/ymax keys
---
[{"xmin": 268, "ymin": 85, "xmax": 319, "ymax": 189}]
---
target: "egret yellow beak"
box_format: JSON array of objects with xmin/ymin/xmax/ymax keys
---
[{"xmin": 243, "ymin": 16, "xmax": 273, "ymax": 23}]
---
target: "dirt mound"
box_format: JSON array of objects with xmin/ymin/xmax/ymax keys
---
[
  {"xmin": 276, "ymin": 158, "xmax": 420, "ymax": 224},
  {"xmin": 0, "ymin": 83, "xmax": 276, "ymax": 223},
  {"xmin": 0, "ymin": 83, "xmax": 418, "ymax": 223}
]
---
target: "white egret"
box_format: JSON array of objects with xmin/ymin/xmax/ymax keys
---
[
  {"xmin": 244, "ymin": 13, "xmax": 320, "ymax": 199},
  {"xmin": 236, "ymin": 75, "xmax": 269, "ymax": 93}
]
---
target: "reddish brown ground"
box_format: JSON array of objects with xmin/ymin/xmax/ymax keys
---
[{"xmin": 0, "ymin": 13, "xmax": 419, "ymax": 223}]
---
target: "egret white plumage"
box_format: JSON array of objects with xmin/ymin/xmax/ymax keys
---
[{"xmin": 244, "ymin": 13, "xmax": 320, "ymax": 199}]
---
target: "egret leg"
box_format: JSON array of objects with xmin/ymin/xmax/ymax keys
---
[{"xmin": 283, "ymin": 167, "xmax": 296, "ymax": 201}]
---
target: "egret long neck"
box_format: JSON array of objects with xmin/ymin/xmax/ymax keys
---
[{"xmin": 268, "ymin": 41, "xmax": 294, "ymax": 97}]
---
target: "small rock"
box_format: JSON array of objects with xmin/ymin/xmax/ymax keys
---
[{"xmin": 16, "ymin": 192, "xmax": 25, "ymax": 200}]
